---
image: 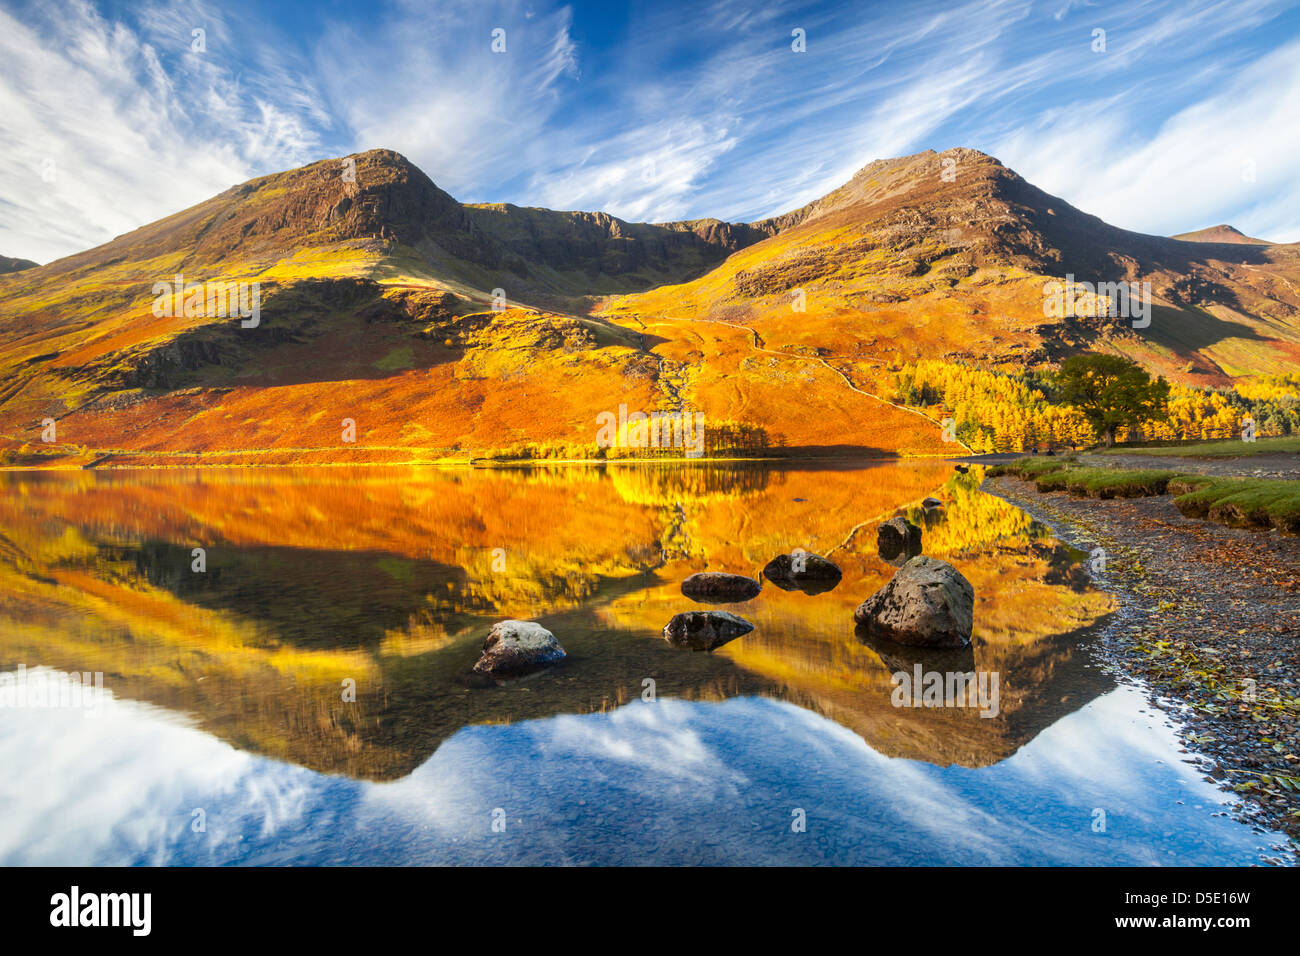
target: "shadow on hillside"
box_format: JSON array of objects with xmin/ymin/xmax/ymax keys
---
[{"xmin": 1146, "ymin": 304, "xmax": 1274, "ymax": 353}]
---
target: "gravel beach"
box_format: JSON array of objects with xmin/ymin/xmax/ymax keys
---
[{"xmin": 988, "ymin": 474, "xmax": 1300, "ymax": 864}]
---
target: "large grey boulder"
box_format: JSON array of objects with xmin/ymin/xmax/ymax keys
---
[
  {"xmin": 681, "ymin": 571, "xmax": 761, "ymax": 603},
  {"xmin": 853, "ymin": 556, "xmax": 974, "ymax": 648},
  {"xmin": 663, "ymin": 610, "xmax": 754, "ymax": 651},
  {"xmin": 876, "ymin": 517, "xmax": 922, "ymax": 560},
  {"xmin": 472, "ymin": 620, "xmax": 566, "ymax": 678}
]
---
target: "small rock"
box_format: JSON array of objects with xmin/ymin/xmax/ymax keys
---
[
  {"xmin": 762, "ymin": 551, "xmax": 842, "ymax": 590},
  {"xmin": 854, "ymin": 555, "xmax": 975, "ymax": 648},
  {"xmin": 663, "ymin": 610, "xmax": 755, "ymax": 651},
  {"xmin": 472, "ymin": 620, "xmax": 565, "ymax": 678},
  {"xmin": 921, "ymin": 497, "xmax": 944, "ymax": 509},
  {"xmin": 681, "ymin": 571, "xmax": 761, "ymax": 603},
  {"xmin": 877, "ymin": 517, "xmax": 923, "ymax": 560}
]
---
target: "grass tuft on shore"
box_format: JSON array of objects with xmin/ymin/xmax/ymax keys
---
[
  {"xmin": 1099, "ymin": 435, "xmax": 1300, "ymax": 458},
  {"xmin": 990, "ymin": 459, "xmax": 1178, "ymax": 497},
  {"xmin": 1174, "ymin": 479, "xmax": 1300, "ymax": 534},
  {"xmin": 990, "ymin": 458, "xmax": 1300, "ymax": 533}
]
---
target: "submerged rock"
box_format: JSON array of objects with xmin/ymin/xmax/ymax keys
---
[
  {"xmin": 853, "ymin": 555, "xmax": 974, "ymax": 648},
  {"xmin": 877, "ymin": 517, "xmax": 923, "ymax": 561},
  {"xmin": 681, "ymin": 571, "xmax": 761, "ymax": 603},
  {"xmin": 762, "ymin": 551, "xmax": 842, "ymax": 594},
  {"xmin": 663, "ymin": 610, "xmax": 755, "ymax": 651},
  {"xmin": 472, "ymin": 620, "xmax": 566, "ymax": 678}
]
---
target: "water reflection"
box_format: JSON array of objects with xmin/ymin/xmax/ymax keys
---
[
  {"xmin": 0, "ymin": 685, "xmax": 1278, "ymax": 865},
  {"xmin": 0, "ymin": 462, "xmax": 1112, "ymax": 777},
  {"xmin": 0, "ymin": 460, "xmax": 1268, "ymax": 865}
]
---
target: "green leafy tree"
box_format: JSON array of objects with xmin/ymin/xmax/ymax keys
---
[{"xmin": 1054, "ymin": 354, "xmax": 1169, "ymax": 446}]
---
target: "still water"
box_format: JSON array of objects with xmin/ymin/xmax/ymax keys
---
[{"xmin": 0, "ymin": 461, "xmax": 1284, "ymax": 865}]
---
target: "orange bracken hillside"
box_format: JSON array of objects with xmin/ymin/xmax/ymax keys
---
[{"xmin": 1, "ymin": 147, "xmax": 1298, "ymax": 466}]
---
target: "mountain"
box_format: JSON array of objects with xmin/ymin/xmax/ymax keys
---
[
  {"xmin": 0, "ymin": 255, "xmax": 37, "ymax": 275},
  {"xmin": 603, "ymin": 149, "xmax": 1300, "ymax": 386},
  {"xmin": 1, "ymin": 147, "xmax": 1298, "ymax": 466},
  {"xmin": 1172, "ymin": 224, "xmax": 1273, "ymax": 245}
]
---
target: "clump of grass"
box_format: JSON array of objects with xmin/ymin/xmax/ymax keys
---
[
  {"xmin": 987, "ymin": 456, "xmax": 1077, "ymax": 479},
  {"xmin": 1061, "ymin": 467, "xmax": 1180, "ymax": 498},
  {"xmin": 990, "ymin": 457, "xmax": 1300, "ymax": 535},
  {"xmin": 1167, "ymin": 475, "xmax": 1217, "ymax": 496},
  {"xmin": 1173, "ymin": 479, "xmax": 1300, "ymax": 534},
  {"xmin": 987, "ymin": 458, "xmax": 1172, "ymax": 496},
  {"xmin": 1034, "ymin": 469, "xmax": 1075, "ymax": 492},
  {"xmin": 1102, "ymin": 436, "xmax": 1300, "ymax": 458}
]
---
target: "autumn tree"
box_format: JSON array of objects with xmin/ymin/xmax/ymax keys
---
[{"xmin": 1053, "ymin": 354, "xmax": 1169, "ymax": 446}]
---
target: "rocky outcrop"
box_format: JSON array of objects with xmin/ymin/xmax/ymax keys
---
[
  {"xmin": 472, "ymin": 620, "xmax": 566, "ymax": 678},
  {"xmin": 680, "ymin": 571, "xmax": 762, "ymax": 603},
  {"xmin": 663, "ymin": 611, "xmax": 755, "ymax": 651},
  {"xmin": 463, "ymin": 206, "xmax": 768, "ymax": 283},
  {"xmin": 854, "ymin": 556, "xmax": 974, "ymax": 648}
]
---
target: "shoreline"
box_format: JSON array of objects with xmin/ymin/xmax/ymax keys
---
[
  {"xmin": 986, "ymin": 474, "xmax": 1300, "ymax": 863},
  {"xmin": 0, "ymin": 451, "xmax": 1019, "ymax": 473}
]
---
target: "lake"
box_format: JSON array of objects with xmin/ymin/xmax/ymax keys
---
[{"xmin": 0, "ymin": 461, "xmax": 1285, "ymax": 864}]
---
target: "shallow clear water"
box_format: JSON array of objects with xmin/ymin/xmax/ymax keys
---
[{"xmin": 0, "ymin": 462, "xmax": 1284, "ymax": 865}]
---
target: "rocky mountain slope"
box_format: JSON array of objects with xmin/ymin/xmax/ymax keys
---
[
  {"xmin": 603, "ymin": 149, "xmax": 1300, "ymax": 387},
  {"xmin": 1, "ymin": 147, "xmax": 1297, "ymax": 466}
]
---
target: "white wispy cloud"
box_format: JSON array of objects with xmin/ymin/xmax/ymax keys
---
[
  {"xmin": 1, "ymin": 0, "xmax": 1297, "ymax": 261},
  {"xmin": 0, "ymin": 0, "xmax": 324, "ymax": 264},
  {"xmin": 992, "ymin": 35, "xmax": 1300, "ymax": 242},
  {"xmin": 312, "ymin": 0, "xmax": 580, "ymax": 203}
]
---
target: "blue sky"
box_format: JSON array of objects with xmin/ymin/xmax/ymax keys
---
[{"xmin": 3, "ymin": 0, "xmax": 1299, "ymax": 263}]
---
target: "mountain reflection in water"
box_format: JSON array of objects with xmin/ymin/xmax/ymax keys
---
[{"xmin": 0, "ymin": 462, "xmax": 1281, "ymax": 864}]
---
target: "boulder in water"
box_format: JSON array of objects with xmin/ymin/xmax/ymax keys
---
[
  {"xmin": 853, "ymin": 556, "xmax": 974, "ymax": 648},
  {"xmin": 663, "ymin": 610, "xmax": 755, "ymax": 651},
  {"xmin": 877, "ymin": 517, "xmax": 922, "ymax": 561},
  {"xmin": 762, "ymin": 551, "xmax": 842, "ymax": 593},
  {"xmin": 681, "ymin": 571, "xmax": 762, "ymax": 603},
  {"xmin": 472, "ymin": 620, "xmax": 566, "ymax": 678}
]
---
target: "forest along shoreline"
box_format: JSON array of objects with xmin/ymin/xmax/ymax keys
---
[{"xmin": 984, "ymin": 460, "xmax": 1300, "ymax": 864}]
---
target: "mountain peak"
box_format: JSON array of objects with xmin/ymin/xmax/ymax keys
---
[
  {"xmin": 1172, "ymin": 224, "xmax": 1273, "ymax": 245},
  {"xmin": 31, "ymin": 147, "xmax": 484, "ymax": 281},
  {"xmin": 755, "ymin": 147, "xmax": 1019, "ymax": 235}
]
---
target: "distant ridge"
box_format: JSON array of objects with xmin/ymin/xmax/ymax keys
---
[
  {"xmin": 1173, "ymin": 224, "xmax": 1273, "ymax": 245},
  {"xmin": 0, "ymin": 255, "xmax": 37, "ymax": 275}
]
